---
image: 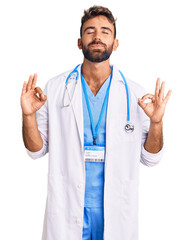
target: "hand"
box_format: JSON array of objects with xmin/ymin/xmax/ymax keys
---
[
  {"xmin": 20, "ymin": 73, "xmax": 47, "ymax": 116},
  {"xmin": 138, "ymin": 78, "xmax": 172, "ymax": 124}
]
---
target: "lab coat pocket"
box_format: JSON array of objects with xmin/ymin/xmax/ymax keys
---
[{"xmin": 47, "ymin": 175, "xmax": 67, "ymax": 215}]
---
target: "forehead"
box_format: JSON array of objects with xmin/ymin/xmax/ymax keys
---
[{"xmin": 82, "ymin": 15, "xmax": 114, "ymax": 32}]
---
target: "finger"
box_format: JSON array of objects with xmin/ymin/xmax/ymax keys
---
[
  {"xmin": 35, "ymin": 87, "xmax": 46, "ymax": 101},
  {"xmin": 138, "ymin": 98, "xmax": 147, "ymax": 109},
  {"xmin": 155, "ymin": 78, "xmax": 160, "ymax": 98},
  {"xmin": 31, "ymin": 73, "xmax": 38, "ymax": 90},
  {"xmin": 159, "ymin": 81, "xmax": 165, "ymax": 100},
  {"xmin": 164, "ymin": 89, "xmax": 172, "ymax": 105},
  {"xmin": 26, "ymin": 74, "xmax": 34, "ymax": 91},
  {"xmin": 42, "ymin": 94, "xmax": 47, "ymax": 101},
  {"xmin": 35, "ymin": 87, "xmax": 43, "ymax": 97},
  {"xmin": 21, "ymin": 81, "xmax": 27, "ymax": 95},
  {"xmin": 141, "ymin": 93, "xmax": 154, "ymax": 101}
]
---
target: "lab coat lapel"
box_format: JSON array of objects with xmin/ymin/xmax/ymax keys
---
[
  {"xmin": 106, "ymin": 65, "xmax": 124, "ymax": 131},
  {"xmin": 66, "ymin": 65, "xmax": 123, "ymax": 151},
  {"xmin": 69, "ymin": 65, "xmax": 84, "ymax": 150}
]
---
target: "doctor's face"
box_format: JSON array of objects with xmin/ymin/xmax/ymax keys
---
[{"xmin": 78, "ymin": 16, "xmax": 119, "ymax": 63}]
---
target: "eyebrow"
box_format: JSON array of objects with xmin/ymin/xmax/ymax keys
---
[{"xmin": 84, "ymin": 26, "xmax": 112, "ymax": 33}]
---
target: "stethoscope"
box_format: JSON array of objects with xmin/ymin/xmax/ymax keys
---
[{"xmin": 62, "ymin": 64, "xmax": 134, "ymax": 133}]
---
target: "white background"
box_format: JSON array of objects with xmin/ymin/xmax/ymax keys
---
[{"xmin": 1, "ymin": 0, "xmax": 192, "ymax": 239}]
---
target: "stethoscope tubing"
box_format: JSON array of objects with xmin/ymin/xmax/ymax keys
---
[
  {"xmin": 118, "ymin": 70, "xmax": 130, "ymax": 122},
  {"xmin": 63, "ymin": 64, "xmax": 133, "ymax": 132},
  {"xmin": 65, "ymin": 64, "xmax": 80, "ymax": 84}
]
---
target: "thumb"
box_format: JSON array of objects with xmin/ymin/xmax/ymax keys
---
[
  {"xmin": 40, "ymin": 93, "xmax": 47, "ymax": 101},
  {"xmin": 138, "ymin": 98, "xmax": 147, "ymax": 110}
]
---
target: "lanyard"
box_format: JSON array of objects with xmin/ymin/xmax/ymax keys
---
[{"xmin": 81, "ymin": 67, "xmax": 113, "ymax": 145}]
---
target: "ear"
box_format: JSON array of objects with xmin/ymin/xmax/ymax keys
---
[
  {"xmin": 113, "ymin": 39, "xmax": 119, "ymax": 51},
  {"xmin": 78, "ymin": 38, "xmax": 82, "ymax": 49}
]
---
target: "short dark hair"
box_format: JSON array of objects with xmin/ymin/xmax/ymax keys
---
[{"xmin": 80, "ymin": 6, "xmax": 117, "ymax": 38}]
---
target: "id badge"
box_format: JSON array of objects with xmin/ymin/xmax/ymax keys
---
[{"xmin": 84, "ymin": 146, "xmax": 105, "ymax": 163}]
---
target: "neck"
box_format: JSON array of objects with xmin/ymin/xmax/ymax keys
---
[{"xmin": 81, "ymin": 58, "xmax": 111, "ymax": 96}]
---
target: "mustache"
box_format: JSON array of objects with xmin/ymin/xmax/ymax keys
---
[{"xmin": 88, "ymin": 41, "xmax": 106, "ymax": 47}]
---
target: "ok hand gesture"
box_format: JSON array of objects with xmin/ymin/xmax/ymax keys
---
[
  {"xmin": 138, "ymin": 78, "xmax": 172, "ymax": 124},
  {"xmin": 20, "ymin": 73, "xmax": 47, "ymax": 116}
]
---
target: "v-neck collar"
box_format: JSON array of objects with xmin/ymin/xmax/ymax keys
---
[{"xmin": 82, "ymin": 75, "xmax": 111, "ymax": 101}]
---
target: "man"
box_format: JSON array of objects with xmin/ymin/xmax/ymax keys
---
[{"xmin": 21, "ymin": 6, "xmax": 171, "ymax": 240}]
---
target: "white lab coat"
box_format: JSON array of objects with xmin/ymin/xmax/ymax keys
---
[{"xmin": 27, "ymin": 64, "xmax": 163, "ymax": 240}]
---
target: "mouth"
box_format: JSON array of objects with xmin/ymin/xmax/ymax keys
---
[
  {"xmin": 89, "ymin": 44, "xmax": 104, "ymax": 49},
  {"xmin": 88, "ymin": 41, "xmax": 105, "ymax": 49}
]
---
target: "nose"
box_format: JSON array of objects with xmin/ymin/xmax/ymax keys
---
[
  {"xmin": 93, "ymin": 36, "xmax": 101, "ymax": 41},
  {"xmin": 93, "ymin": 30, "xmax": 101, "ymax": 41}
]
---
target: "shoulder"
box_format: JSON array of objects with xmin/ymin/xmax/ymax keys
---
[
  {"xmin": 126, "ymin": 78, "xmax": 147, "ymax": 97},
  {"xmin": 43, "ymin": 66, "xmax": 78, "ymax": 94},
  {"xmin": 46, "ymin": 69, "xmax": 72, "ymax": 88},
  {"xmin": 112, "ymin": 65, "xmax": 147, "ymax": 98}
]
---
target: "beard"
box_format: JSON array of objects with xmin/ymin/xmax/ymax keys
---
[{"xmin": 81, "ymin": 40, "xmax": 114, "ymax": 63}]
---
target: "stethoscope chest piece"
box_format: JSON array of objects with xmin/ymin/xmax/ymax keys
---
[{"xmin": 125, "ymin": 122, "xmax": 134, "ymax": 133}]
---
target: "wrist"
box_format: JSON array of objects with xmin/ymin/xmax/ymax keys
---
[
  {"xmin": 150, "ymin": 120, "xmax": 163, "ymax": 128},
  {"xmin": 22, "ymin": 112, "xmax": 36, "ymax": 125}
]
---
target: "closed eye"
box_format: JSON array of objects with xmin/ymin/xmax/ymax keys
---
[
  {"xmin": 101, "ymin": 27, "xmax": 112, "ymax": 35},
  {"xmin": 84, "ymin": 27, "xmax": 95, "ymax": 34},
  {"xmin": 102, "ymin": 31, "xmax": 109, "ymax": 34},
  {"xmin": 87, "ymin": 31, "xmax": 94, "ymax": 34}
]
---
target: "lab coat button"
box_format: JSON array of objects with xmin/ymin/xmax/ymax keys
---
[
  {"xmin": 77, "ymin": 184, "xmax": 81, "ymax": 188},
  {"xmin": 76, "ymin": 218, "xmax": 81, "ymax": 224}
]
